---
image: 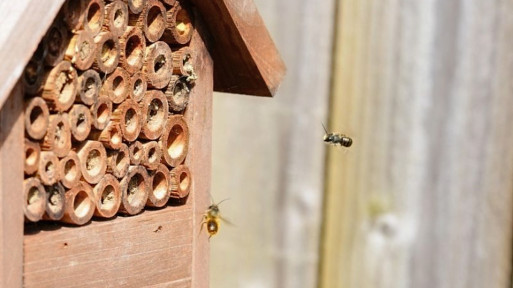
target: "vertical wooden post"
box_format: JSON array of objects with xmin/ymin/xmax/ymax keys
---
[{"xmin": 0, "ymin": 82, "xmax": 24, "ymax": 287}]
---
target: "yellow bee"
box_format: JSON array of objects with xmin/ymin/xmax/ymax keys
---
[
  {"xmin": 322, "ymin": 123, "xmax": 353, "ymax": 147},
  {"xmin": 201, "ymin": 199, "xmax": 229, "ymax": 239}
]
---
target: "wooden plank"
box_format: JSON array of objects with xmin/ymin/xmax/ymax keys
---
[
  {"xmin": 0, "ymin": 82, "xmax": 24, "ymax": 288},
  {"xmin": 320, "ymin": 0, "xmax": 513, "ymax": 287},
  {"xmin": 23, "ymin": 23, "xmax": 212, "ymax": 286},
  {"xmin": 0, "ymin": 0, "xmax": 64, "ymax": 109},
  {"xmin": 190, "ymin": 0, "xmax": 286, "ymax": 97}
]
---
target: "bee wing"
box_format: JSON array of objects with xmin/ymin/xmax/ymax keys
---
[{"xmin": 218, "ymin": 215, "xmax": 235, "ymax": 227}]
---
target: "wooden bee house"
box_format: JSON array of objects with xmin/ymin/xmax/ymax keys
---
[{"xmin": 0, "ymin": 0, "xmax": 285, "ymax": 287}]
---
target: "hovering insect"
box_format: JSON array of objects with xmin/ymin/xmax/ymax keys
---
[
  {"xmin": 322, "ymin": 123, "xmax": 353, "ymax": 147},
  {"xmin": 201, "ymin": 198, "xmax": 230, "ymax": 239}
]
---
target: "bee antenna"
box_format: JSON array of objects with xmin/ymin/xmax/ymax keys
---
[
  {"xmin": 321, "ymin": 122, "xmax": 329, "ymax": 134},
  {"xmin": 216, "ymin": 198, "xmax": 230, "ymax": 206}
]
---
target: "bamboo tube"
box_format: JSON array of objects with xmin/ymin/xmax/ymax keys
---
[
  {"xmin": 119, "ymin": 165, "xmax": 149, "ymax": 215},
  {"xmin": 41, "ymin": 114, "xmax": 72, "ymax": 158},
  {"xmin": 37, "ymin": 151, "xmax": 60, "ymax": 186},
  {"xmin": 24, "ymin": 139, "xmax": 40, "ymax": 175},
  {"xmin": 164, "ymin": 76, "xmax": 190, "ymax": 112},
  {"xmin": 62, "ymin": 0, "xmax": 87, "ymax": 32},
  {"xmin": 77, "ymin": 69, "xmax": 102, "ymax": 105},
  {"xmin": 44, "ymin": 21, "xmax": 69, "ymax": 67},
  {"xmin": 93, "ymin": 174, "xmax": 121, "ymax": 218},
  {"xmin": 90, "ymin": 96, "xmax": 112, "ymax": 130},
  {"xmin": 124, "ymin": 0, "xmax": 146, "ymax": 14},
  {"xmin": 130, "ymin": 72, "xmax": 147, "ymax": 102},
  {"xmin": 107, "ymin": 143, "xmax": 130, "ymax": 178},
  {"xmin": 103, "ymin": 1, "xmax": 129, "ymax": 38},
  {"xmin": 162, "ymin": 3, "xmax": 194, "ymax": 45},
  {"xmin": 24, "ymin": 97, "xmax": 50, "ymax": 140},
  {"xmin": 160, "ymin": 115, "xmax": 189, "ymax": 167},
  {"xmin": 92, "ymin": 31, "xmax": 120, "ymax": 74},
  {"xmin": 119, "ymin": 26, "xmax": 146, "ymax": 74},
  {"xmin": 89, "ymin": 122, "xmax": 123, "ymax": 149},
  {"xmin": 172, "ymin": 46, "xmax": 195, "ymax": 77},
  {"xmin": 169, "ymin": 164, "xmax": 191, "ymax": 199},
  {"xmin": 143, "ymin": 41, "xmax": 173, "ymax": 89},
  {"xmin": 64, "ymin": 30, "xmax": 96, "ymax": 71},
  {"xmin": 128, "ymin": 0, "xmax": 166, "ymax": 42},
  {"xmin": 42, "ymin": 183, "xmax": 65, "ymax": 221},
  {"xmin": 139, "ymin": 90, "xmax": 168, "ymax": 140},
  {"xmin": 161, "ymin": 0, "xmax": 176, "ymax": 7},
  {"xmin": 23, "ymin": 178, "xmax": 46, "ymax": 222},
  {"xmin": 111, "ymin": 98, "xmax": 141, "ymax": 141},
  {"xmin": 146, "ymin": 163, "xmax": 171, "ymax": 207},
  {"xmin": 69, "ymin": 104, "xmax": 93, "ymax": 141},
  {"xmin": 23, "ymin": 59, "xmax": 44, "ymax": 95},
  {"xmin": 83, "ymin": 0, "xmax": 105, "ymax": 37},
  {"xmin": 101, "ymin": 67, "xmax": 130, "ymax": 104},
  {"xmin": 77, "ymin": 140, "xmax": 107, "ymax": 184},
  {"xmin": 62, "ymin": 181, "xmax": 95, "ymax": 225},
  {"xmin": 59, "ymin": 151, "xmax": 82, "ymax": 189},
  {"xmin": 42, "ymin": 61, "xmax": 78, "ymax": 112},
  {"xmin": 141, "ymin": 141, "xmax": 162, "ymax": 170},
  {"xmin": 129, "ymin": 141, "xmax": 144, "ymax": 165}
]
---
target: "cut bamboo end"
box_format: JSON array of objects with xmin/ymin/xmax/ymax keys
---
[
  {"xmin": 69, "ymin": 104, "xmax": 93, "ymax": 142},
  {"xmin": 65, "ymin": 30, "xmax": 96, "ymax": 71},
  {"xmin": 160, "ymin": 115, "xmax": 189, "ymax": 167},
  {"xmin": 102, "ymin": 67, "xmax": 130, "ymax": 104},
  {"xmin": 62, "ymin": 181, "xmax": 95, "ymax": 225},
  {"xmin": 63, "ymin": 0, "xmax": 87, "ymax": 32},
  {"xmin": 59, "ymin": 151, "xmax": 82, "ymax": 189},
  {"xmin": 140, "ymin": 0, "xmax": 166, "ymax": 42},
  {"xmin": 24, "ymin": 139, "xmax": 40, "ymax": 175},
  {"xmin": 139, "ymin": 90, "xmax": 168, "ymax": 140},
  {"xmin": 129, "ymin": 141, "xmax": 144, "ymax": 165},
  {"xmin": 119, "ymin": 165, "xmax": 149, "ymax": 215},
  {"xmin": 84, "ymin": 0, "xmax": 106, "ymax": 37},
  {"xmin": 93, "ymin": 174, "xmax": 121, "ymax": 218},
  {"xmin": 141, "ymin": 141, "xmax": 162, "ymax": 170},
  {"xmin": 125, "ymin": 0, "xmax": 146, "ymax": 14},
  {"xmin": 163, "ymin": 3, "xmax": 194, "ymax": 45},
  {"xmin": 38, "ymin": 151, "xmax": 61, "ymax": 186},
  {"xmin": 41, "ymin": 114, "xmax": 72, "ymax": 158},
  {"xmin": 42, "ymin": 61, "xmax": 78, "ymax": 112},
  {"xmin": 104, "ymin": 1, "xmax": 129, "ymax": 38},
  {"xmin": 147, "ymin": 163, "xmax": 171, "ymax": 207},
  {"xmin": 23, "ymin": 178, "xmax": 46, "ymax": 222},
  {"xmin": 119, "ymin": 26, "xmax": 146, "ymax": 74},
  {"xmin": 172, "ymin": 46, "xmax": 195, "ymax": 77},
  {"xmin": 130, "ymin": 72, "xmax": 147, "ymax": 102},
  {"xmin": 77, "ymin": 69, "xmax": 101, "ymax": 105},
  {"xmin": 23, "ymin": 59, "xmax": 44, "ymax": 95},
  {"xmin": 90, "ymin": 96, "xmax": 112, "ymax": 130},
  {"xmin": 24, "ymin": 97, "xmax": 50, "ymax": 140},
  {"xmin": 107, "ymin": 143, "xmax": 130, "ymax": 178},
  {"xmin": 93, "ymin": 32, "xmax": 120, "ymax": 74},
  {"xmin": 143, "ymin": 41, "xmax": 173, "ymax": 89},
  {"xmin": 111, "ymin": 99, "xmax": 141, "ymax": 141},
  {"xmin": 44, "ymin": 21, "xmax": 69, "ymax": 67},
  {"xmin": 89, "ymin": 122, "xmax": 123, "ymax": 149},
  {"xmin": 169, "ymin": 164, "xmax": 191, "ymax": 199},
  {"xmin": 43, "ymin": 183, "xmax": 65, "ymax": 221},
  {"xmin": 164, "ymin": 76, "xmax": 190, "ymax": 112},
  {"xmin": 77, "ymin": 140, "xmax": 107, "ymax": 184}
]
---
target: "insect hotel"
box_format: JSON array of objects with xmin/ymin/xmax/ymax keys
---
[{"xmin": 0, "ymin": 0, "xmax": 285, "ymax": 286}]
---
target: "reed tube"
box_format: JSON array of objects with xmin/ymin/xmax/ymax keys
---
[
  {"xmin": 161, "ymin": 0, "xmax": 176, "ymax": 6},
  {"xmin": 119, "ymin": 26, "xmax": 146, "ymax": 74},
  {"xmin": 169, "ymin": 164, "xmax": 191, "ymax": 199},
  {"xmin": 130, "ymin": 72, "xmax": 147, "ymax": 102},
  {"xmin": 93, "ymin": 31, "xmax": 120, "ymax": 74},
  {"xmin": 164, "ymin": 76, "xmax": 190, "ymax": 112},
  {"xmin": 104, "ymin": 1, "xmax": 129, "ymax": 38},
  {"xmin": 69, "ymin": 104, "xmax": 93, "ymax": 141},
  {"xmin": 24, "ymin": 97, "xmax": 49, "ymax": 140},
  {"xmin": 23, "ymin": 177, "xmax": 46, "ymax": 222},
  {"xmin": 119, "ymin": 165, "xmax": 149, "ymax": 215},
  {"xmin": 37, "ymin": 151, "xmax": 61, "ymax": 186},
  {"xmin": 42, "ymin": 61, "xmax": 78, "ymax": 112},
  {"xmin": 139, "ymin": 90, "xmax": 168, "ymax": 140},
  {"xmin": 62, "ymin": 181, "xmax": 95, "ymax": 225},
  {"xmin": 107, "ymin": 143, "xmax": 130, "ymax": 178},
  {"xmin": 93, "ymin": 174, "xmax": 122, "ymax": 218},
  {"xmin": 146, "ymin": 163, "xmax": 171, "ymax": 207},
  {"xmin": 59, "ymin": 151, "xmax": 82, "ymax": 189},
  {"xmin": 43, "ymin": 183, "xmax": 65, "ymax": 221},
  {"xmin": 102, "ymin": 67, "xmax": 130, "ymax": 104},
  {"xmin": 160, "ymin": 115, "xmax": 189, "ymax": 167},
  {"xmin": 41, "ymin": 114, "xmax": 72, "ymax": 158},
  {"xmin": 129, "ymin": 141, "xmax": 144, "ymax": 165},
  {"xmin": 90, "ymin": 96, "xmax": 112, "ymax": 130},
  {"xmin": 77, "ymin": 140, "xmax": 107, "ymax": 184},
  {"xmin": 84, "ymin": 0, "xmax": 106, "ymax": 37},
  {"xmin": 125, "ymin": 0, "xmax": 146, "ymax": 14},
  {"xmin": 63, "ymin": 0, "xmax": 87, "ymax": 32},
  {"xmin": 44, "ymin": 21, "xmax": 69, "ymax": 67},
  {"xmin": 163, "ymin": 3, "xmax": 194, "ymax": 45},
  {"xmin": 141, "ymin": 141, "xmax": 162, "ymax": 170},
  {"xmin": 65, "ymin": 30, "xmax": 96, "ymax": 71},
  {"xmin": 172, "ymin": 46, "xmax": 195, "ymax": 78},
  {"xmin": 23, "ymin": 59, "xmax": 44, "ymax": 95},
  {"xmin": 24, "ymin": 139, "xmax": 40, "ymax": 175},
  {"xmin": 143, "ymin": 41, "xmax": 173, "ymax": 89},
  {"xmin": 77, "ymin": 69, "xmax": 102, "ymax": 105},
  {"xmin": 111, "ymin": 98, "xmax": 141, "ymax": 141},
  {"xmin": 129, "ymin": 0, "xmax": 166, "ymax": 42},
  {"xmin": 89, "ymin": 122, "xmax": 123, "ymax": 149}
]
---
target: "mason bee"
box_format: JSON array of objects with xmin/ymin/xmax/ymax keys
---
[
  {"xmin": 201, "ymin": 198, "xmax": 230, "ymax": 239},
  {"xmin": 322, "ymin": 123, "xmax": 353, "ymax": 147}
]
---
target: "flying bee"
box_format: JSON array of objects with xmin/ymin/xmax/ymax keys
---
[
  {"xmin": 322, "ymin": 123, "xmax": 353, "ymax": 147},
  {"xmin": 201, "ymin": 198, "xmax": 230, "ymax": 239}
]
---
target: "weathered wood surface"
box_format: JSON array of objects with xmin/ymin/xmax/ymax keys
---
[
  {"xmin": 0, "ymin": 0, "xmax": 64, "ymax": 109},
  {"xmin": 320, "ymin": 1, "xmax": 513, "ymax": 288},
  {"xmin": 24, "ymin": 27, "xmax": 212, "ymax": 287},
  {"xmin": 0, "ymin": 83, "xmax": 24, "ymax": 288},
  {"xmin": 210, "ymin": 0, "xmax": 334, "ymax": 287}
]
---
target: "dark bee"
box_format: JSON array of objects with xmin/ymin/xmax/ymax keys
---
[
  {"xmin": 201, "ymin": 199, "xmax": 229, "ymax": 239},
  {"xmin": 322, "ymin": 123, "xmax": 353, "ymax": 147}
]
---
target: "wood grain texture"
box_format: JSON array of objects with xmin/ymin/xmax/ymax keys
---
[
  {"xmin": 320, "ymin": 1, "xmax": 513, "ymax": 287},
  {"xmin": 0, "ymin": 0, "xmax": 64, "ymax": 108},
  {"xmin": 190, "ymin": 0, "xmax": 285, "ymax": 96},
  {"xmin": 0, "ymin": 83, "xmax": 24, "ymax": 287}
]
